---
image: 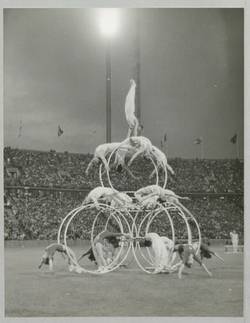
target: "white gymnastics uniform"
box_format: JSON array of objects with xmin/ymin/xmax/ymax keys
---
[
  {"xmin": 125, "ymin": 79, "xmax": 139, "ymax": 137},
  {"xmin": 114, "ymin": 142, "xmax": 136, "ymax": 168},
  {"xmin": 135, "ymin": 185, "xmax": 187, "ymax": 208},
  {"xmin": 85, "ymin": 142, "xmax": 121, "ymax": 175},
  {"xmin": 150, "ymin": 145, "xmax": 174, "ymax": 178},
  {"xmin": 114, "ymin": 136, "xmax": 152, "ymax": 168},
  {"xmin": 140, "ymin": 195, "xmax": 159, "ymax": 209},
  {"xmin": 161, "ymin": 236, "xmax": 176, "ymax": 265},
  {"xmin": 161, "ymin": 188, "xmax": 180, "ymax": 204},
  {"xmin": 135, "ymin": 185, "xmax": 164, "ymax": 201},
  {"xmin": 230, "ymin": 231, "xmax": 239, "ymax": 253},
  {"xmin": 127, "ymin": 136, "xmax": 153, "ymax": 164},
  {"xmin": 84, "ymin": 186, "xmax": 117, "ymax": 206},
  {"xmin": 110, "ymin": 192, "xmax": 133, "ymax": 208},
  {"xmin": 146, "ymin": 232, "xmax": 172, "ymax": 272}
]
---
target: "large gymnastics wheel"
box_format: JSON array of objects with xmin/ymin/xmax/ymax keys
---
[
  {"xmin": 131, "ymin": 201, "xmax": 201, "ymax": 274},
  {"xmin": 58, "ymin": 135, "xmax": 201, "ymax": 274},
  {"xmin": 57, "ymin": 203, "xmax": 134, "ymax": 274},
  {"xmin": 58, "ymin": 197, "xmax": 201, "ymax": 275},
  {"xmin": 98, "ymin": 137, "xmax": 168, "ymax": 190}
]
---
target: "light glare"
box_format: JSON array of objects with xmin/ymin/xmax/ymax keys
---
[{"xmin": 98, "ymin": 9, "xmax": 120, "ymax": 37}]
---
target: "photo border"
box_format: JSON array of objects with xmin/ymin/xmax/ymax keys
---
[{"xmin": 0, "ymin": 1, "xmax": 248, "ymax": 323}]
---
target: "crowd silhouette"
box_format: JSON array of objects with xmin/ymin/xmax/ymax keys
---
[{"xmin": 4, "ymin": 147, "xmax": 243, "ymax": 241}]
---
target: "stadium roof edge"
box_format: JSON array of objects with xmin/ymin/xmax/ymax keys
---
[{"xmin": 3, "ymin": 146, "xmax": 243, "ymax": 162}]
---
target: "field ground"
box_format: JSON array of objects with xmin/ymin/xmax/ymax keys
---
[{"xmin": 5, "ymin": 244, "xmax": 243, "ymax": 317}]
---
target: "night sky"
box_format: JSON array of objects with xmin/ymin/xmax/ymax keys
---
[{"xmin": 3, "ymin": 8, "xmax": 244, "ymax": 158}]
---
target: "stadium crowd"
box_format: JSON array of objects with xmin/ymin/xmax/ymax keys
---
[
  {"xmin": 4, "ymin": 147, "xmax": 244, "ymax": 242},
  {"xmin": 4, "ymin": 147, "xmax": 243, "ymax": 193}
]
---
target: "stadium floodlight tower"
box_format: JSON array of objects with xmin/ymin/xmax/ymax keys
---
[{"xmin": 98, "ymin": 8, "xmax": 121, "ymax": 143}]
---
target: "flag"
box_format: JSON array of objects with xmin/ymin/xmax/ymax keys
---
[
  {"xmin": 230, "ymin": 134, "xmax": 237, "ymax": 144},
  {"xmin": 194, "ymin": 137, "xmax": 202, "ymax": 145},
  {"xmin": 163, "ymin": 133, "xmax": 167, "ymax": 142},
  {"xmin": 58, "ymin": 125, "xmax": 64, "ymax": 137},
  {"xmin": 18, "ymin": 120, "xmax": 22, "ymax": 138}
]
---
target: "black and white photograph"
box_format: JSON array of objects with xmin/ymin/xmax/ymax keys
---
[{"xmin": 2, "ymin": 4, "xmax": 245, "ymax": 319}]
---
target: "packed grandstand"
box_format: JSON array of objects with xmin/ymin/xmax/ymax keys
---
[{"xmin": 4, "ymin": 147, "xmax": 243, "ymax": 242}]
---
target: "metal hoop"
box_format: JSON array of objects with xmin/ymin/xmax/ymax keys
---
[
  {"xmin": 90, "ymin": 206, "xmax": 132, "ymax": 273},
  {"xmin": 151, "ymin": 151, "xmax": 168, "ymax": 189},
  {"xmin": 132, "ymin": 204, "xmax": 176, "ymax": 274},
  {"xmin": 57, "ymin": 205, "xmax": 83, "ymax": 244},
  {"xmin": 63, "ymin": 203, "xmax": 133, "ymax": 274},
  {"xmin": 177, "ymin": 202, "xmax": 202, "ymax": 255},
  {"xmin": 104, "ymin": 141, "xmax": 160, "ymax": 190},
  {"xmin": 63, "ymin": 204, "xmax": 100, "ymax": 273},
  {"xmin": 145, "ymin": 205, "xmax": 176, "ymax": 263},
  {"xmin": 99, "ymin": 164, "xmax": 105, "ymax": 187}
]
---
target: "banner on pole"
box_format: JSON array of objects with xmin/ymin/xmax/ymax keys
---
[
  {"xmin": 58, "ymin": 125, "xmax": 64, "ymax": 137},
  {"xmin": 194, "ymin": 137, "xmax": 202, "ymax": 145},
  {"xmin": 230, "ymin": 134, "xmax": 237, "ymax": 144}
]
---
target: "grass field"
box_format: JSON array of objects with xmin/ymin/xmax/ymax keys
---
[{"xmin": 4, "ymin": 244, "xmax": 243, "ymax": 317}]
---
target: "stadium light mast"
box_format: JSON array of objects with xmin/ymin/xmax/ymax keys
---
[
  {"xmin": 98, "ymin": 8, "xmax": 120, "ymax": 143},
  {"xmin": 133, "ymin": 10, "xmax": 141, "ymax": 132}
]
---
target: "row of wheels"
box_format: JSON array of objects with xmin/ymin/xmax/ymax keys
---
[{"xmin": 57, "ymin": 201, "xmax": 201, "ymax": 274}]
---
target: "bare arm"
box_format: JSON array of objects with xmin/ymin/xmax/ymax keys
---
[
  {"xmin": 95, "ymin": 242, "xmax": 108, "ymax": 267},
  {"xmin": 85, "ymin": 157, "xmax": 97, "ymax": 175},
  {"xmin": 138, "ymin": 192, "xmax": 159, "ymax": 203},
  {"xmin": 193, "ymin": 254, "xmax": 203, "ymax": 266},
  {"xmin": 78, "ymin": 247, "xmax": 92, "ymax": 262},
  {"xmin": 38, "ymin": 259, "xmax": 44, "ymax": 269},
  {"xmin": 149, "ymin": 168, "xmax": 157, "ymax": 179},
  {"xmin": 99, "ymin": 155, "xmax": 110, "ymax": 173}
]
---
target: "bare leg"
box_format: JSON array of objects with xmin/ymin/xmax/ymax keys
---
[
  {"xmin": 128, "ymin": 128, "xmax": 132, "ymax": 138},
  {"xmin": 95, "ymin": 243, "xmax": 108, "ymax": 268},
  {"xmin": 49, "ymin": 259, "xmax": 53, "ymax": 271},
  {"xmin": 124, "ymin": 165, "xmax": 140, "ymax": 180},
  {"xmin": 152, "ymin": 239, "xmax": 162, "ymax": 270},
  {"xmin": 201, "ymin": 263, "xmax": 212, "ymax": 277},
  {"xmin": 132, "ymin": 118, "xmax": 139, "ymax": 137},
  {"xmin": 99, "ymin": 156, "xmax": 110, "ymax": 174},
  {"xmin": 170, "ymin": 260, "xmax": 182, "ymax": 272},
  {"xmin": 78, "ymin": 247, "xmax": 92, "ymax": 262},
  {"xmin": 114, "ymin": 150, "xmax": 126, "ymax": 171},
  {"xmin": 213, "ymin": 252, "xmax": 225, "ymax": 262},
  {"xmin": 178, "ymin": 263, "xmax": 185, "ymax": 279},
  {"xmin": 139, "ymin": 193, "xmax": 158, "ymax": 204},
  {"xmin": 233, "ymin": 241, "xmax": 238, "ymax": 253},
  {"xmin": 66, "ymin": 247, "xmax": 78, "ymax": 268},
  {"xmin": 169, "ymin": 251, "xmax": 177, "ymax": 266},
  {"xmin": 126, "ymin": 127, "xmax": 133, "ymax": 138},
  {"xmin": 128, "ymin": 148, "xmax": 145, "ymax": 166},
  {"xmin": 149, "ymin": 168, "xmax": 157, "ymax": 179},
  {"xmin": 166, "ymin": 163, "xmax": 175, "ymax": 174}
]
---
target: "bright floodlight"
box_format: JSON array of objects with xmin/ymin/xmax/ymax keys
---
[{"xmin": 98, "ymin": 8, "xmax": 120, "ymax": 37}]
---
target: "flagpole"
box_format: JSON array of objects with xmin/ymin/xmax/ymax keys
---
[
  {"xmin": 17, "ymin": 120, "xmax": 22, "ymax": 149},
  {"xmin": 164, "ymin": 142, "xmax": 167, "ymax": 156},
  {"xmin": 236, "ymin": 132, "xmax": 239, "ymax": 159},
  {"xmin": 201, "ymin": 137, "xmax": 204, "ymax": 159},
  {"xmin": 163, "ymin": 133, "xmax": 168, "ymax": 155}
]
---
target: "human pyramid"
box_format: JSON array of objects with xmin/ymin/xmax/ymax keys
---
[{"xmin": 39, "ymin": 80, "xmax": 224, "ymax": 278}]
